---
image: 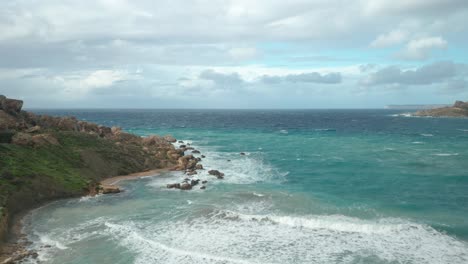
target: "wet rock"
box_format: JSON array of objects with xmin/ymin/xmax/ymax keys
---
[
  {"xmin": 200, "ymin": 186, "xmax": 206, "ymax": 190},
  {"xmin": 187, "ymin": 170, "xmax": 197, "ymax": 176},
  {"xmin": 191, "ymin": 179, "xmax": 200, "ymax": 186},
  {"xmin": 167, "ymin": 183, "xmax": 181, "ymax": 189},
  {"xmin": 179, "ymin": 144, "xmax": 187, "ymax": 149},
  {"xmin": 202, "ymin": 180, "xmax": 208, "ymax": 184},
  {"xmin": 192, "ymin": 150, "xmax": 201, "ymax": 154},
  {"xmin": 180, "ymin": 182, "xmax": 192, "ymax": 190},
  {"xmin": 201, "ymin": 155, "xmax": 206, "ymax": 158},
  {"xmin": 208, "ymin": 170, "xmax": 225, "ymax": 179},
  {"xmin": 195, "ymin": 164, "xmax": 203, "ymax": 170},
  {"xmin": 178, "ymin": 140, "xmax": 184, "ymax": 143},
  {"xmin": 240, "ymin": 152, "xmax": 246, "ymax": 155}
]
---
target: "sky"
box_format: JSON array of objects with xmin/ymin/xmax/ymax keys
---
[{"xmin": 0, "ymin": 0, "xmax": 468, "ymax": 109}]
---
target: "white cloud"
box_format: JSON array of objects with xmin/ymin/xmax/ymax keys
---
[
  {"xmin": 370, "ymin": 30, "xmax": 408, "ymax": 48},
  {"xmin": 398, "ymin": 36, "xmax": 448, "ymax": 60}
]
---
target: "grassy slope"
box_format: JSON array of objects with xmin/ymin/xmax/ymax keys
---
[{"xmin": 0, "ymin": 130, "xmax": 160, "ymax": 233}]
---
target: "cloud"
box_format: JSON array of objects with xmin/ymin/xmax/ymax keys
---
[
  {"xmin": 285, "ymin": 72, "xmax": 342, "ymax": 84},
  {"xmin": 370, "ymin": 30, "xmax": 408, "ymax": 48},
  {"xmin": 442, "ymin": 79, "xmax": 468, "ymax": 94},
  {"xmin": 398, "ymin": 36, "xmax": 448, "ymax": 60},
  {"xmin": 361, "ymin": 61, "xmax": 465, "ymax": 86},
  {"xmin": 198, "ymin": 69, "xmax": 245, "ymax": 89}
]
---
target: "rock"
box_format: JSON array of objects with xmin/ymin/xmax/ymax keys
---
[
  {"xmin": 187, "ymin": 170, "xmax": 197, "ymax": 176},
  {"xmin": 195, "ymin": 164, "xmax": 203, "ymax": 170},
  {"xmin": 0, "ymin": 129, "xmax": 15, "ymax": 143},
  {"xmin": 200, "ymin": 186, "xmax": 206, "ymax": 190},
  {"xmin": 196, "ymin": 157, "xmax": 201, "ymax": 162},
  {"xmin": 201, "ymin": 155, "xmax": 206, "ymax": 158},
  {"xmin": 202, "ymin": 180, "xmax": 208, "ymax": 184},
  {"xmin": 111, "ymin": 126, "xmax": 122, "ymax": 134},
  {"xmin": 0, "ymin": 95, "xmax": 23, "ymax": 114},
  {"xmin": 31, "ymin": 134, "xmax": 60, "ymax": 146},
  {"xmin": 208, "ymin": 170, "xmax": 225, "ymax": 179},
  {"xmin": 180, "ymin": 182, "xmax": 192, "ymax": 190},
  {"xmin": 227, "ymin": 159, "xmax": 231, "ymax": 162},
  {"xmin": 240, "ymin": 152, "xmax": 246, "ymax": 155},
  {"xmin": 192, "ymin": 150, "xmax": 201, "ymax": 154},
  {"xmin": 454, "ymin": 101, "xmax": 468, "ymax": 110},
  {"xmin": 0, "ymin": 110, "xmax": 19, "ymax": 130},
  {"xmin": 164, "ymin": 135, "xmax": 177, "ymax": 143},
  {"xmin": 25, "ymin": 125, "xmax": 41, "ymax": 133},
  {"xmin": 178, "ymin": 140, "xmax": 184, "ymax": 143},
  {"xmin": 100, "ymin": 185, "xmax": 121, "ymax": 194},
  {"xmin": 191, "ymin": 179, "xmax": 200, "ymax": 186},
  {"xmin": 11, "ymin": 132, "xmax": 33, "ymax": 146},
  {"xmin": 167, "ymin": 183, "xmax": 181, "ymax": 189},
  {"xmin": 98, "ymin": 125, "xmax": 112, "ymax": 137},
  {"xmin": 179, "ymin": 144, "xmax": 187, "ymax": 149},
  {"xmin": 57, "ymin": 117, "xmax": 79, "ymax": 131}
]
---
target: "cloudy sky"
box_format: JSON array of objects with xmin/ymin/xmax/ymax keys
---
[{"xmin": 1, "ymin": 0, "xmax": 468, "ymax": 108}]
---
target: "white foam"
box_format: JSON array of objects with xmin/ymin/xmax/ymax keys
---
[
  {"xmin": 421, "ymin": 133, "xmax": 434, "ymax": 137},
  {"xmin": 103, "ymin": 211, "xmax": 468, "ymax": 264},
  {"xmin": 432, "ymin": 153, "xmax": 459, "ymax": 157},
  {"xmin": 412, "ymin": 141, "xmax": 424, "ymax": 144}
]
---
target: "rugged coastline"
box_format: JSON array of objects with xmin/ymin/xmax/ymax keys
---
[
  {"xmin": 413, "ymin": 100, "xmax": 468, "ymax": 117},
  {"xmin": 0, "ymin": 95, "xmax": 216, "ymax": 263}
]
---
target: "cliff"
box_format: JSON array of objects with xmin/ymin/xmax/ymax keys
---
[
  {"xmin": 0, "ymin": 95, "xmax": 188, "ymax": 259},
  {"xmin": 414, "ymin": 101, "xmax": 468, "ymax": 117}
]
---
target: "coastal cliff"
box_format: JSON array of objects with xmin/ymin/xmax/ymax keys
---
[
  {"xmin": 0, "ymin": 95, "xmax": 190, "ymax": 261},
  {"xmin": 414, "ymin": 101, "xmax": 468, "ymax": 117}
]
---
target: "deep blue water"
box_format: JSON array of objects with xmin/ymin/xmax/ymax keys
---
[{"xmin": 23, "ymin": 109, "xmax": 468, "ymax": 264}]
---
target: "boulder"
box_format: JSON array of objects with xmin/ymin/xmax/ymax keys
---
[
  {"xmin": 200, "ymin": 186, "xmax": 206, "ymax": 190},
  {"xmin": 180, "ymin": 182, "xmax": 192, "ymax": 190},
  {"xmin": 0, "ymin": 110, "xmax": 18, "ymax": 130},
  {"xmin": 201, "ymin": 155, "xmax": 206, "ymax": 158},
  {"xmin": 187, "ymin": 170, "xmax": 197, "ymax": 176},
  {"xmin": 163, "ymin": 135, "xmax": 177, "ymax": 143},
  {"xmin": 98, "ymin": 125, "xmax": 112, "ymax": 137},
  {"xmin": 100, "ymin": 185, "xmax": 121, "ymax": 194},
  {"xmin": 11, "ymin": 132, "xmax": 33, "ymax": 146},
  {"xmin": 167, "ymin": 183, "xmax": 181, "ymax": 189},
  {"xmin": 202, "ymin": 180, "xmax": 208, "ymax": 184},
  {"xmin": 195, "ymin": 164, "xmax": 204, "ymax": 170},
  {"xmin": 25, "ymin": 125, "xmax": 41, "ymax": 133},
  {"xmin": 31, "ymin": 134, "xmax": 60, "ymax": 147},
  {"xmin": 0, "ymin": 95, "xmax": 23, "ymax": 114},
  {"xmin": 240, "ymin": 152, "xmax": 246, "ymax": 155},
  {"xmin": 208, "ymin": 170, "xmax": 225, "ymax": 179},
  {"xmin": 190, "ymin": 179, "xmax": 200, "ymax": 186},
  {"xmin": 178, "ymin": 140, "xmax": 184, "ymax": 143},
  {"xmin": 192, "ymin": 150, "xmax": 201, "ymax": 154},
  {"xmin": 111, "ymin": 126, "xmax": 122, "ymax": 134},
  {"xmin": 57, "ymin": 117, "xmax": 79, "ymax": 131}
]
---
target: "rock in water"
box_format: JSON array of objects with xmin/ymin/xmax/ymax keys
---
[
  {"xmin": 100, "ymin": 185, "xmax": 121, "ymax": 194},
  {"xmin": 208, "ymin": 170, "xmax": 225, "ymax": 179},
  {"xmin": 180, "ymin": 183, "xmax": 192, "ymax": 190},
  {"xmin": 163, "ymin": 135, "xmax": 177, "ymax": 143}
]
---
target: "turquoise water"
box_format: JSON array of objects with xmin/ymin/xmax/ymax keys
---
[{"xmin": 23, "ymin": 110, "xmax": 468, "ymax": 263}]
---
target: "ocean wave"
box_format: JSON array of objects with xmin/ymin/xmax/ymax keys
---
[
  {"xmin": 103, "ymin": 211, "xmax": 468, "ymax": 264},
  {"xmin": 432, "ymin": 153, "xmax": 459, "ymax": 157}
]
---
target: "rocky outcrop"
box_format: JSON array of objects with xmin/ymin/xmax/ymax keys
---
[
  {"xmin": 0, "ymin": 95, "xmax": 186, "ymax": 261},
  {"xmin": 208, "ymin": 170, "xmax": 225, "ymax": 179},
  {"xmin": 0, "ymin": 96, "xmax": 23, "ymax": 115},
  {"xmin": 414, "ymin": 100, "xmax": 468, "ymax": 117}
]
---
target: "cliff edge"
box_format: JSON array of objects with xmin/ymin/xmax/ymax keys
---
[{"xmin": 0, "ymin": 95, "xmax": 190, "ymax": 261}]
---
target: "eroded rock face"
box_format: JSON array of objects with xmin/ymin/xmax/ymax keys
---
[
  {"xmin": 0, "ymin": 95, "xmax": 23, "ymax": 115},
  {"xmin": 11, "ymin": 132, "xmax": 33, "ymax": 146},
  {"xmin": 163, "ymin": 135, "xmax": 177, "ymax": 143},
  {"xmin": 414, "ymin": 100, "xmax": 468, "ymax": 117},
  {"xmin": 100, "ymin": 185, "xmax": 121, "ymax": 194},
  {"xmin": 454, "ymin": 101, "xmax": 468, "ymax": 110},
  {"xmin": 31, "ymin": 134, "xmax": 60, "ymax": 146}
]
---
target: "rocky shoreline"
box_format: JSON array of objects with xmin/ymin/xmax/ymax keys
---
[
  {"xmin": 0, "ymin": 95, "xmax": 227, "ymax": 263},
  {"xmin": 413, "ymin": 100, "xmax": 468, "ymax": 117}
]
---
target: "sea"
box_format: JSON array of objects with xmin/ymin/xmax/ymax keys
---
[{"xmin": 21, "ymin": 109, "xmax": 468, "ymax": 264}]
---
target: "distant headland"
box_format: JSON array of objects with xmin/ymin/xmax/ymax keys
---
[{"xmin": 413, "ymin": 101, "xmax": 468, "ymax": 117}]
